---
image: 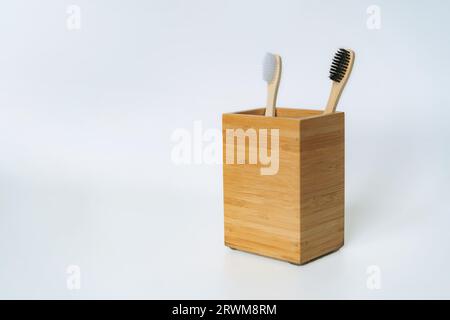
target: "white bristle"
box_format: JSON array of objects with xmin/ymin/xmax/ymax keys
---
[{"xmin": 263, "ymin": 52, "xmax": 277, "ymax": 83}]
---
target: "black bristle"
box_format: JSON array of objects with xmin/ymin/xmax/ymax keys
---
[{"xmin": 329, "ymin": 48, "xmax": 350, "ymax": 82}]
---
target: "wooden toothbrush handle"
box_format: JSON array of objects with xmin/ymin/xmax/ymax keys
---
[
  {"xmin": 324, "ymin": 82, "xmax": 344, "ymax": 114},
  {"xmin": 265, "ymin": 84, "xmax": 277, "ymax": 117}
]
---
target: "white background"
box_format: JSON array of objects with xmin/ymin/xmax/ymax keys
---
[{"xmin": 0, "ymin": 0, "xmax": 449, "ymax": 299}]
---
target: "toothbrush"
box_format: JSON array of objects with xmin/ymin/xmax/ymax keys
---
[
  {"xmin": 263, "ymin": 53, "xmax": 282, "ymax": 117},
  {"xmin": 324, "ymin": 48, "xmax": 355, "ymax": 114}
]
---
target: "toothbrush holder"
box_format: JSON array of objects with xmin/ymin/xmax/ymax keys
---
[{"xmin": 222, "ymin": 107, "xmax": 344, "ymax": 264}]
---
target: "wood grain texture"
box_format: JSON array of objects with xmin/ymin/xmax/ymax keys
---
[
  {"xmin": 299, "ymin": 112, "xmax": 345, "ymax": 263},
  {"xmin": 222, "ymin": 108, "xmax": 344, "ymax": 265},
  {"xmin": 223, "ymin": 109, "xmax": 301, "ymax": 263}
]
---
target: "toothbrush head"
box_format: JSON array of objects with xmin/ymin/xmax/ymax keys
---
[
  {"xmin": 329, "ymin": 48, "xmax": 352, "ymax": 83},
  {"xmin": 263, "ymin": 53, "xmax": 279, "ymax": 84}
]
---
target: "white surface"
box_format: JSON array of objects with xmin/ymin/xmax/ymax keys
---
[{"xmin": 1, "ymin": 0, "xmax": 450, "ymax": 299}]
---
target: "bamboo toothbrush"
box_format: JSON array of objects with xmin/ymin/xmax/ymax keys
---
[
  {"xmin": 324, "ymin": 48, "xmax": 355, "ymax": 114},
  {"xmin": 263, "ymin": 53, "xmax": 282, "ymax": 117}
]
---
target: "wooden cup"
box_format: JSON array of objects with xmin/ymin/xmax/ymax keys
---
[{"xmin": 222, "ymin": 108, "xmax": 344, "ymax": 264}]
